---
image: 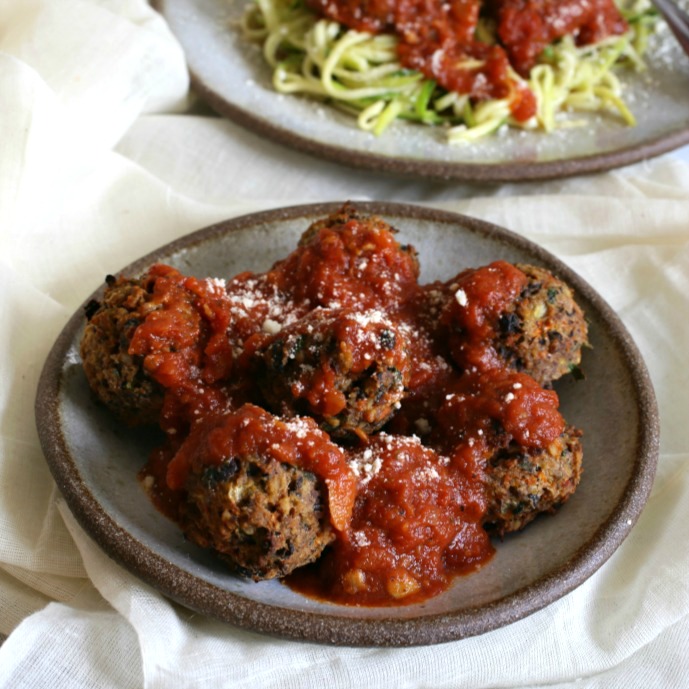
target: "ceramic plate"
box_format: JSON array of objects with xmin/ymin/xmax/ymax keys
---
[
  {"xmin": 153, "ymin": 0, "xmax": 689, "ymax": 181},
  {"xmin": 36, "ymin": 202, "xmax": 659, "ymax": 646}
]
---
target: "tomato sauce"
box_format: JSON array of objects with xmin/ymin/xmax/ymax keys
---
[
  {"xmin": 127, "ymin": 209, "xmax": 570, "ymax": 606},
  {"xmin": 268, "ymin": 212, "xmax": 420, "ymax": 311},
  {"xmin": 127, "ymin": 265, "xmax": 237, "ymax": 435},
  {"xmin": 441, "ymin": 260, "xmax": 529, "ymax": 371},
  {"xmin": 305, "ymin": 0, "xmax": 628, "ymax": 122},
  {"xmin": 494, "ymin": 0, "xmax": 629, "ymax": 75},
  {"xmin": 433, "ymin": 370, "xmax": 565, "ymax": 451},
  {"xmin": 288, "ymin": 434, "xmax": 491, "ymax": 605}
]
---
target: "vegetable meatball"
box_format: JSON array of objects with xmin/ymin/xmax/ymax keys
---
[
  {"xmin": 442, "ymin": 261, "xmax": 588, "ymax": 386},
  {"xmin": 430, "ymin": 369, "xmax": 583, "ymax": 535},
  {"xmin": 483, "ymin": 426, "xmax": 583, "ymax": 536},
  {"xmin": 269, "ymin": 203, "xmax": 420, "ymax": 311},
  {"xmin": 80, "ymin": 274, "xmax": 163, "ymax": 426},
  {"xmin": 253, "ymin": 308, "xmax": 412, "ymax": 439},
  {"xmin": 172, "ymin": 404, "xmax": 355, "ymax": 580},
  {"xmin": 81, "ymin": 264, "xmax": 238, "ymax": 430},
  {"xmin": 499, "ymin": 263, "xmax": 589, "ymax": 385},
  {"xmin": 181, "ymin": 453, "xmax": 334, "ymax": 580}
]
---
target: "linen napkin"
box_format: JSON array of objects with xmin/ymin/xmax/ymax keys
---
[{"xmin": 1, "ymin": 1, "xmax": 688, "ymax": 687}]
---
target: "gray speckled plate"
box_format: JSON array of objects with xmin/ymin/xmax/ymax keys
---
[
  {"xmin": 154, "ymin": 0, "xmax": 689, "ymax": 181},
  {"xmin": 36, "ymin": 202, "xmax": 659, "ymax": 646}
]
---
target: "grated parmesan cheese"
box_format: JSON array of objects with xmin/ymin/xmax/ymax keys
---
[{"xmin": 455, "ymin": 288, "xmax": 468, "ymax": 307}]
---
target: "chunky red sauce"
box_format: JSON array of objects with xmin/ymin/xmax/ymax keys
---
[
  {"xmin": 305, "ymin": 0, "xmax": 627, "ymax": 122},
  {"xmin": 128, "ymin": 209, "xmax": 569, "ymax": 606},
  {"xmin": 441, "ymin": 260, "xmax": 529, "ymax": 371},
  {"xmin": 433, "ymin": 370, "xmax": 565, "ymax": 450},
  {"xmin": 288, "ymin": 434, "xmax": 490, "ymax": 605},
  {"xmin": 127, "ymin": 264, "xmax": 237, "ymax": 434},
  {"xmin": 167, "ymin": 404, "xmax": 357, "ymax": 531},
  {"xmin": 495, "ymin": 0, "xmax": 629, "ymax": 75}
]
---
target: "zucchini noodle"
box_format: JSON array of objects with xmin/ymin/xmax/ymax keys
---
[{"xmin": 240, "ymin": 0, "xmax": 658, "ymax": 143}]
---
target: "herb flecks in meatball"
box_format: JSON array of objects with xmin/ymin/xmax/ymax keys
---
[
  {"xmin": 80, "ymin": 274, "xmax": 164, "ymax": 426},
  {"xmin": 81, "ymin": 264, "xmax": 238, "ymax": 430},
  {"xmin": 482, "ymin": 425, "xmax": 583, "ymax": 536},
  {"xmin": 253, "ymin": 308, "xmax": 412, "ymax": 439},
  {"xmin": 506, "ymin": 263, "xmax": 589, "ymax": 385},
  {"xmin": 170, "ymin": 404, "xmax": 356, "ymax": 580},
  {"xmin": 182, "ymin": 452, "xmax": 334, "ymax": 581},
  {"xmin": 442, "ymin": 261, "xmax": 589, "ymax": 385}
]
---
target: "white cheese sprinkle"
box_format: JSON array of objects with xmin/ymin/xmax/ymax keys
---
[
  {"xmin": 261, "ymin": 318, "xmax": 282, "ymax": 335},
  {"xmin": 455, "ymin": 288, "xmax": 468, "ymax": 307}
]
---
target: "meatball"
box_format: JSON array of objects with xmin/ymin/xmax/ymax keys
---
[
  {"xmin": 499, "ymin": 264, "xmax": 589, "ymax": 385},
  {"xmin": 253, "ymin": 308, "xmax": 412, "ymax": 439},
  {"xmin": 181, "ymin": 452, "xmax": 334, "ymax": 581},
  {"xmin": 442, "ymin": 261, "xmax": 588, "ymax": 386},
  {"xmin": 81, "ymin": 264, "xmax": 238, "ymax": 430},
  {"xmin": 296, "ymin": 203, "xmax": 361, "ymax": 247},
  {"xmin": 429, "ymin": 369, "xmax": 583, "ymax": 535},
  {"xmin": 171, "ymin": 404, "xmax": 354, "ymax": 580},
  {"xmin": 483, "ymin": 425, "xmax": 583, "ymax": 536},
  {"xmin": 80, "ymin": 274, "xmax": 163, "ymax": 426},
  {"xmin": 268, "ymin": 204, "xmax": 420, "ymax": 311}
]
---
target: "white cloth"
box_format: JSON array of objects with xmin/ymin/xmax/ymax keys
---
[{"xmin": 1, "ymin": 1, "xmax": 688, "ymax": 686}]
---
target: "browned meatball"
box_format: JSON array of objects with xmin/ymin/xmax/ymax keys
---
[
  {"xmin": 80, "ymin": 274, "xmax": 163, "ymax": 426},
  {"xmin": 253, "ymin": 308, "xmax": 412, "ymax": 439},
  {"xmin": 483, "ymin": 425, "xmax": 583, "ymax": 536},
  {"xmin": 268, "ymin": 204, "xmax": 420, "ymax": 311},
  {"xmin": 81, "ymin": 265, "xmax": 240, "ymax": 430},
  {"xmin": 428, "ymin": 368, "xmax": 583, "ymax": 536},
  {"xmin": 181, "ymin": 453, "xmax": 334, "ymax": 580},
  {"xmin": 442, "ymin": 261, "xmax": 588, "ymax": 386},
  {"xmin": 172, "ymin": 404, "xmax": 350, "ymax": 580},
  {"xmin": 498, "ymin": 264, "xmax": 589, "ymax": 386}
]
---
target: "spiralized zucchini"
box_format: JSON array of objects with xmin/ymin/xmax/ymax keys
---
[{"xmin": 240, "ymin": 0, "xmax": 658, "ymax": 143}]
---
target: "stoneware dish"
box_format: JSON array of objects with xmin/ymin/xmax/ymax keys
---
[
  {"xmin": 153, "ymin": 0, "xmax": 689, "ymax": 182},
  {"xmin": 35, "ymin": 202, "xmax": 659, "ymax": 646}
]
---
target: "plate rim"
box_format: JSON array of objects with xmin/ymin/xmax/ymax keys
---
[
  {"xmin": 152, "ymin": 0, "xmax": 689, "ymax": 182},
  {"xmin": 35, "ymin": 201, "xmax": 660, "ymax": 646},
  {"xmin": 188, "ymin": 70, "xmax": 689, "ymax": 183}
]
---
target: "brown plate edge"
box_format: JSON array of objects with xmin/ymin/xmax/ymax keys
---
[{"xmin": 34, "ymin": 201, "xmax": 660, "ymax": 647}]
